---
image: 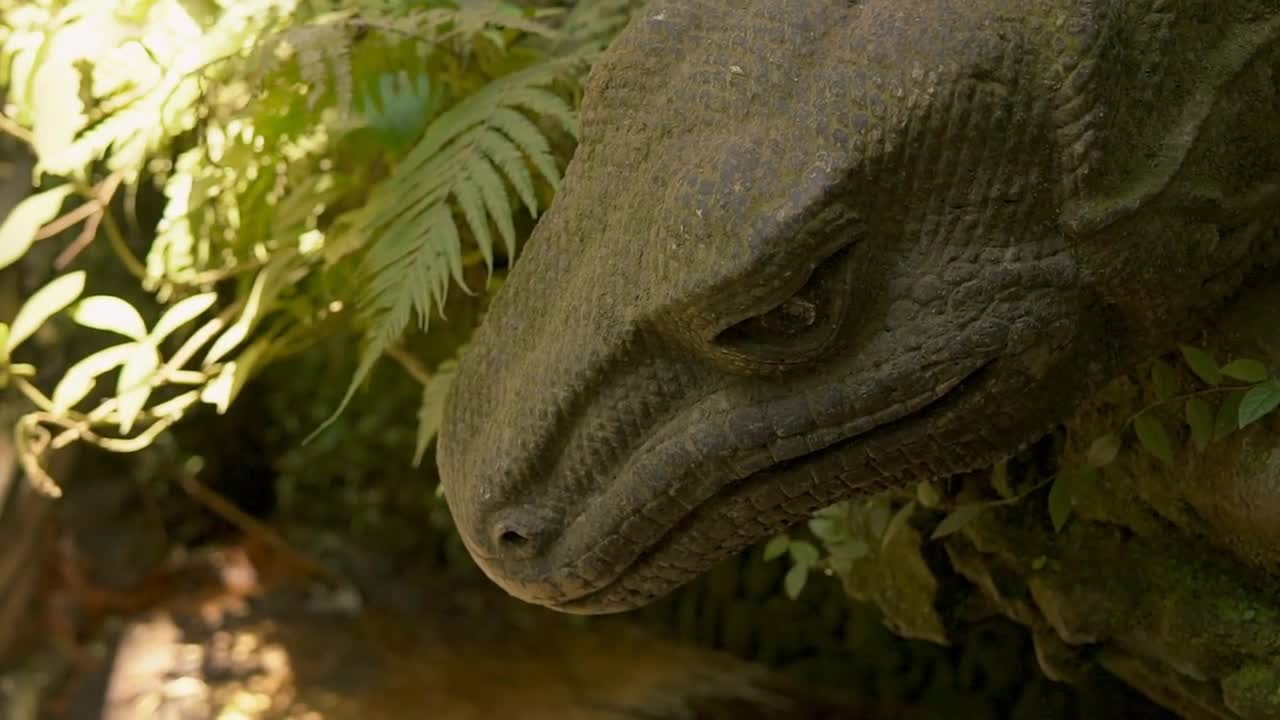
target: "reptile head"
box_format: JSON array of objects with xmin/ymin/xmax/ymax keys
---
[{"xmin": 438, "ymin": 0, "xmax": 1279, "ymax": 612}]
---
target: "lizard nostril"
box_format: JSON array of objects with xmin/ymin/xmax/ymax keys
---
[
  {"xmin": 499, "ymin": 529, "xmax": 529, "ymax": 548},
  {"xmin": 489, "ymin": 510, "xmax": 554, "ymax": 560}
]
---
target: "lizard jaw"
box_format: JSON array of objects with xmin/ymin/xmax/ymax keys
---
[{"xmin": 541, "ymin": 358, "xmax": 997, "ymax": 614}]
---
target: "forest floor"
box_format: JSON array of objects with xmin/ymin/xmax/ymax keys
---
[{"xmin": 4, "ymin": 527, "xmax": 913, "ymax": 720}]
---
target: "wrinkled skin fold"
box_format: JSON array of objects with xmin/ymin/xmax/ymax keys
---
[{"xmin": 437, "ymin": 0, "xmax": 1280, "ymax": 613}]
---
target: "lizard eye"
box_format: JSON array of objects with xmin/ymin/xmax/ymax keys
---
[{"xmin": 713, "ymin": 244, "xmax": 855, "ymax": 367}]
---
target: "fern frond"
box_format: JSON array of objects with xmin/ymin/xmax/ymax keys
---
[
  {"xmin": 413, "ymin": 357, "xmax": 458, "ymax": 467},
  {"xmin": 407, "ymin": 5, "xmax": 561, "ymax": 43},
  {"xmin": 292, "ymin": 22, "xmax": 355, "ymax": 113},
  {"xmin": 324, "ymin": 55, "xmax": 584, "ymax": 426},
  {"xmin": 552, "ymin": 0, "xmax": 641, "ymax": 54},
  {"xmin": 475, "ymin": 127, "xmax": 538, "ymax": 214},
  {"xmin": 490, "ymin": 106, "xmax": 561, "ymax": 190},
  {"xmin": 505, "ymin": 86, "xmax": 578, "ymax": 138}
]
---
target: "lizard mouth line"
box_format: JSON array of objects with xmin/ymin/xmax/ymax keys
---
[{"xmin": 549, "ymin": 359, "xmax": 996, "ymax": 614}]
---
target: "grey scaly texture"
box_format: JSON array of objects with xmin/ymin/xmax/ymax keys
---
[{"xmin": 438, "ymin": 0, "xmax": 1280, "ymax": 614}]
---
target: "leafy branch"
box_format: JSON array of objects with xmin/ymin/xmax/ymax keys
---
[
  {"xmin": 0, "ymin": 0, "xmax": 641, "ymax": 494},
  {"xmin": 772, "ymin": 345, "xmax": 1280, "ymax": 598}
]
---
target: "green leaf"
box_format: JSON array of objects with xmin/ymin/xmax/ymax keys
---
[
  {"xmin": 1239, "ymin": 381, "xmax": 1280, "ymax": 429},
  {"xmin": 0, "ymin": 324, "xmax": 8, "ymax": 366},
  {"xmin": 0, "ymin": 185, "xmax": 75, "ymax": 271},
  {"xmin": 413, "ymin": 360, "xmax": 458, "ymax": 467},
  {"xmin": 1215, "ymin": 390, "xmax": 1247, "ymax": 440},
  {"xmin": 931, "ymin": 504, "xmax": 985, "ymax": 540},
  {"xmin": 1086, "ymin": 433, "xmax": 1121, "ymax": 468},
  {"xmin": 477, "ymin": 127, "xmax": 539, "ymax": 216},
  {"xmin": 807, "ymin": 516, "xmax": 846, "ymax": 544},
  {"xmin": 115, "ymin": 343, "xmax": 161, "ymax": 434},
  {"xmin": 50, "ymin": 343, "xmax": 136, "ymax": 413},
  {"xmin": 829, "ymin": 538, "xmax": 870, "ymax": 564},
  {"xmin": 491, "ymin": 106, "xmax": 561, "ymax": 190},
  {"xmin": 783, "ymin": 563, "xmax": 808, "ymax": 600},
  {"xmin": 72, "ymin": 296, "xmax": 148, "ymax": 340},
  {"xmin": 1222, "ymin": 359, "xmax": 1270, "ymax": 384},
  {"xmin": 1185, "ymin": 398, "xmax": 1214, "ymax": 451},
  {"xmin": 5, "ymin": 271, "xmax": 87, "ymax": 353},
  {"xmin": 201, "ymin": 338, "xmax": 273, "ymax": 415},
  {"xmin": 1151, "ymin": 360, "xmax": 1180, "ymax": 402},
  {"xmin": 1048, "ymin": 473, "xmax": 1075, "ymax": 532},
  {"xmin": 1180, "ymin": 345, "xmax": 1222, "ymax": 386},
  {"xmin": 813, "ymin": 502, "xmax": 849, "ymax": 519},
  {"xmin": 866, "ymin": 497, "xmax": 892, "ymax": 539},
  {"xmin": 206, "ymin": 261, "xmax": 286, "ymax": 365},
  {"xmin": 453, "ymin": 170, "xmax": 495, "ymax": 272},
  {"xmin": 1134, "ymin": 414, "xmax": 1175, "ymax": 465},
  {"xmin": 788, "ymin": 540, "xmax": 820, "ymax": 568},
  {"xmin": 881, "ymin": 501, "xmax": 917, "ymax": 550},
  {"xmin": 915, "ymin": 480, "xmax": 942, "ymax": 508},
  {"xmin": 763, "ymin": 534, "xmax": 790, "ymax": 562},
  {"xmin": 150, "ymin": 292, "xmax": 218, "ymax": 343},
  {"xmin": 353, "ymin": 58, "xmax": 579, "ymax": 371}
]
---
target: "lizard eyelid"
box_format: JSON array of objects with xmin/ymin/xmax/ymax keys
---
[{"xmin": 711, "ymin": 243, "xmax": 856, "ymax": 369}]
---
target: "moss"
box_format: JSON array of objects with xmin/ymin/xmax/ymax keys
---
[{"xmin": 1223, "ymin": 662, "xmax": 1280, "ymax": 720}]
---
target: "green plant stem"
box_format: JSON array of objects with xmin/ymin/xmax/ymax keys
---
[
  {"xmin": 101, "ymin": 211, "xmax": 148, "ymax": 279},
  {"xmin": 1120, "ymin": 384, "xmax": 1249, "ymax": 429},
  {"xmin": 0, "ymin": 114, "xmax": 33, "ymax": 145}
]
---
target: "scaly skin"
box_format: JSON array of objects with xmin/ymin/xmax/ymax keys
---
[{"xmin": 437, "ymin": 0, "xmax": 1280, "ymax": 614}]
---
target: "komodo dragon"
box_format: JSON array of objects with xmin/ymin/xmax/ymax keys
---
[{"xmin": 437, "ymin": 0, "xmax": 1280, "ymax": 615}]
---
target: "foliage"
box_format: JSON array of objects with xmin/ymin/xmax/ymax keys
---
[
  {"xmin": 0, "ymin": 0, "xmax": 640, "ymax": 492},
  {"xmin": 771, "ymin": 344, "xmax": 1280, "ymax": 589}
]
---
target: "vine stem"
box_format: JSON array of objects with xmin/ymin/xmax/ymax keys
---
[
  {"xmin": 0, "ymin": 114, "xmax": 33, "ymax": 144},
  {"xmin": 1119, "ymin": 384, "xmax": 1248, "ymax": 430},
  {"xmin": 101, "ymin": 211, "xmax": 148, "ymax": 279}
]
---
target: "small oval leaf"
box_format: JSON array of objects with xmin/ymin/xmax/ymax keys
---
[
  {"xmin": 150, "ymin": 292, "xmax": 218, "ymax": 343},
  {"xmin": 1180, "ymin": 345, "xmax": 1222, "ymax": 387},
  {"xmin": 205, "ymin": 261, "xmax": 285, "ymax": 365},
  {"xmin": 788, "ymin": 540, "xmax": 820, "ymax": 568},
  {"xmin": 1086, "ymin": 434, "xmax": 1121, "ymax": 468},
  {"xmin": 50, "ymin": 342, "xmax": 137, "ymax": 413},
  {"xmin": 0, "ymin": 185, "xmax": 75, "ymax": 271},
  {"xmin": 831, "ymin": 538, "xmax": 869, "ymax": 564},
  {"xmin": 915, "ymin": 480, "xmax": 942, "ymax": 509},
  {"xmin": 1134, "ymin": 414, "xmax": 1175, "ymax": 466},
  {"xmin": 1185, "ymin": 397, "xmax": 1214, "ymax": 451},
  {"xmin": 1239, "ymin": 382, "xmax": 1280, "ymax": 429},
  {"xmin": 881, "ymin": 501, "xmax": 917, "ymax": 551},
  {"xmin": 1222, "ymin": 359, "xmax": 1270, "ymax": 384},
  {"xmin": 807, "ymin": 516, "xmax": 847, "ymax": 544},
  {"xmin": 931, "ymin": 504, "xmax": 985, "ymax": 540},
  {"xmin": 200, "ymin": 337, "xmax": 273, "ymax": 415},
  {"xmin": 1215, "ymin": 390, "xmax": 1247, "ymax": 440},
  {"xmin": 5, "ymin": 271, "xmax": 86, "ymax": 353},
  {"xmin": 783, "ymin": 563, "xmax": 808, "ymax": 600},
  {"xmin": 73, "ymin": 296, "xmax": 148, "ymax": 340},
  {"xmin": 115, "ymin": 343, "xmax": 161, "ymax": 433},
  {"xmin": 1048, "ymin": 473, "xmax": 1075, "ymax": 533},
  {"xmin": 763, "ymin": 534, "xmax": 790, "ymax": 562}
]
